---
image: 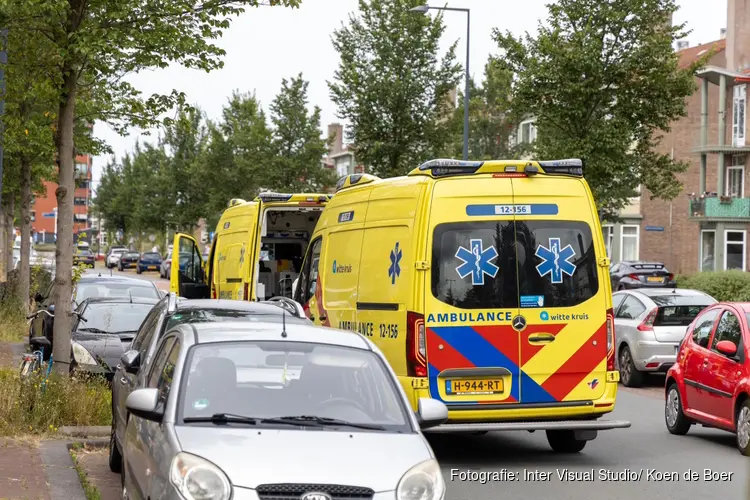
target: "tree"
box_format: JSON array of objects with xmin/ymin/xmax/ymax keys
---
[
  {"xmin": 329, "ymin": 0, "xmax": 462, "ymax": 178},
  {"xmin": 449, "ymin": 57, "xmax": 515, "ymax": 160},
  {"xmin": 8, "ymin": 0, "xmax": 301, "ymax": 374},
  {"xmin": 494, "ymin": 0, "xmax": 703, "ymax": 219},
  {"xmin": 269, "ymin": 74, "xmax": 335, "ymax": 191}
]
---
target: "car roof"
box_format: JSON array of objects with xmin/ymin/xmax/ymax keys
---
[
  {"xmin": 174, "ymin": 299, "xmax": 296, "ymax": 314},
  {"xmin": 82, "ymin": 296, "xmax": 159, "ymax": 305},
  {"xmin": 77, "ymin": 275, "xmax": 158, "ymax": 288},
  {"xmin": 175, "ymin": 321, "xmax": 371, "ymax": 351},
  {"xmin": 629, "ymin": 288, "xmax": 709, "ymax": 298}
]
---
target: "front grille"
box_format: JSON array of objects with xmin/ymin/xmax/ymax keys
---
[{"xmin": 256, "ymin": 484, "xmax": 374, "ymax": 500}]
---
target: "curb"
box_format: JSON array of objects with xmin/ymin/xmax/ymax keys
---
[
  {"xmin": 59, "ymin": 426, "xmax": 110, "ymax": 438},
  {"xmin": 40, "ymin": 440, "xmax": 87, "ymax": 500}
]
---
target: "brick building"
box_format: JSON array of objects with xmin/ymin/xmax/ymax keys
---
[
  {"xmin": 641, "ymin": 0, "xmax": 750, "ymax": 274},
  {"xmin": 31, "ymin": 154, "xmax": 93, "ymax": 244},
  {"xmin": 322, "ymin": 123, "xmax": 366, "ymax": 178}
]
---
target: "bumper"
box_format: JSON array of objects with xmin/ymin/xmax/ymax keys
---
[
  {"xmin": 120, "ymin": 262, "xmax": 137, "ymax": 268},
  {"xmin": 631, "ymin": 340, "xmax": 677, "ymax": 372},
  {"xmin": 138, "ymin": 264, "xmax": 160, "ymax": 270},
  {"xmin": 400, "ymin": 371, "xmax": 622, "ymax": 430},
  {"xmin": 73, "ymin": 364, "xmax": 114, "ymax": 381},
  {"xmin": 186, "ymin": 489, "xmax": 398, "ymax": 500}
]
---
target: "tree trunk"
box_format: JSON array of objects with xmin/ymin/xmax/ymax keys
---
[
  {"xmin": 19, "ymin": 157, "xmax": 32, "ymax": 313},
  {"xmin": 0, "ymin": 198, "xmax": 6, "ymax": 282},
  {"xmin": 2, "ymin": 196, "xmax": 14, "ymax": 274},
  {"xmin": 52, "ymin": 71, "xmax": 77, "ymax": 376}
]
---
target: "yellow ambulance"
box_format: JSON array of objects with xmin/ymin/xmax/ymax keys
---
[
  {"xmin": 294, "ymin": 159, "xmax": 630, "ymax": 452},
  {"xmin": 170, "ymin": 192, "xmax": 331, "ymax": 302}
]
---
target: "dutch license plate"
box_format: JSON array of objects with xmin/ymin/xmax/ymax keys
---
[
  {"xmin": 446, "ymin": 378, "xmax": 504, "ymax": 395},
  {"xmin": 647, "ymin": 276, "xmax": 664, "ymax": 283}
]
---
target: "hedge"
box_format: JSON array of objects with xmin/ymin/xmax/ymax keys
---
[{"xmin": 676, "ymin": 270, "xmax": 750, "ymax": 302}]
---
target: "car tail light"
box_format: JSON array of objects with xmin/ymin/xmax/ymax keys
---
[
  {"xmin": 637, "ymin": 308, "xmax": 658, "ymax": 331},
  {"xmin": 606, "ymin": 308, "xmax": 615, "ymax": 371},
  {"xmin": 667, "ymin": 273, "xmax": 674, "ymax": 281},
  {"xmin": 242, "ymin": 282, "xmax": 250, "ymax": 301},
  {"xmin": 406, "ymin": 311, "xmax": 427, "ymax": 377},
  {"xmin": 627, "ymin": 273, "xmax": 640, "ymax": 280}
]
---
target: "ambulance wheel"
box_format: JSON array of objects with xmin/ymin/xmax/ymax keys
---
[{"xmin": 546, "ymin": 430, "xmax": 587, "ymax": 453}]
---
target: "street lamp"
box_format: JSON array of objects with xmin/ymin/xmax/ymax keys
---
[{"xmin": 410, "ymin": 4, "xmax": 470, "ymax": 161}]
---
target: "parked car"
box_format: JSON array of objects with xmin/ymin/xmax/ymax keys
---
[
  {"xmin": 118, "ymin": 251, "xmax": 141, "ymax": 271},
  {"xmin": 109, "ymin": 293, "xmax": 310, "ymax": 472},
  {"xmin": 665, "ymin": 301, "xmax": 750, "ymax": 455},
  {"xmin": 30, "ymin": 274, "xmax": 161, "ymax": 350},
  {"xmin": 162, "ymin": 252, "xmax": 191, "ymax": 280},
  {"xmin": 73, "ymin": 248, "xmax": 96, "ymax": 268},
  {"xmin": 613, "ymin": 288, "xmax": 716, "ymax": 387},
  {"xmin": 106, "ymin": 247, "xmax": 127, "ymax": 269},
  {"xmin": 159, "ymin": 252, "xmax": 172, "ymax": 278},
  {"xmin": 610, "ymin": 261, "xmax": 675, "ymax": 290},
  {"xmin": 69, "ymin": 297, "xmax": 159, "ymax": 379},
  {"xmin": 136, "ymin": 252, "xmax": 162, "ymax": 274},
  {"xmin": 118, "ymin": 319, "xmax": 448, "ymax": 499}
]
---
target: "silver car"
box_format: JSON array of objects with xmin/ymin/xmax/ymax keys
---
[
  {"xmin": 613, "ymin": 288, "xmax": 716, "ymax": 387},
  {"xmin": 121, "ymin": 321, "xmax": 449, "ymax": 500}
]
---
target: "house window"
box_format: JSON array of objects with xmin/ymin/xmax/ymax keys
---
[
  {"xmin": 31, "ymin": 211, "xmax": 36, "ymax": 222},
  {"xmin": 733, "ymin": 84, "xmax": 746, "ymax": 147},
  {"xmin": 724, "ymin": 230, "xmax": 746, "ymax": 271},
  {"xmin": 336, "ymin": 158, "xmax": 350, "ymax": 178},
  {"xmin": 620, "ymin": 225, "xmax": 639, "ymax": 261},
  {"xmin": 602, "ymin": 225, "xmax": 614, "ymax": 259},
  {"xmin": 74, "ymin": 197, "xmax": 87, "ymax": 206},
  {"xmin": 75, "ymin": 162, "xmax": 88, "ymax": 178},
  {"xmin": 700, "ymin": 230, "xmax": 715, "ymax": 272},
  {"xmin": 518, "ymin": 119, "xmax": 537, "ymax": 144},
  {"xmin": 726, "ymin": 166, "xmax": 744, "ymax": 197}
]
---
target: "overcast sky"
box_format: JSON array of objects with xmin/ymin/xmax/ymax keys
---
[{"xmin": 90, "ymin": 0, "xmax": 726, "ymax": 190}]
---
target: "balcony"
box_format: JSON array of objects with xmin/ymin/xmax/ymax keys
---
[{"xmin": 689, "ymin": 196, "xmax": 750, "ymax": 221}]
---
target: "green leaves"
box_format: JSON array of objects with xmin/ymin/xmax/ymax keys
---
[
  {"xmin": 495, "ymin": 0, "xmax": 699, "ymax": 219},
  {"xmin": 328, "ymin": 0, "xmax": 461, "ymax": 178}
]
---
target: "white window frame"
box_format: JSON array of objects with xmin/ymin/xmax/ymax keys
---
[
  {"xmin": 723, "ymin": 229, "xmax": 747, "ymax": 271},
  {"xmin": 726, "ymin": 165, "xmax": 745, "ymax": 197},
  {"xmin": 620, "ymin": 224, "xmax": 640, "ymax": 262},
  {"xmin": 699, "ymin": 229, "xmax": 716, "ymax": 272},
  {"xmin": 733, "ymin": 84, "xmax": 746, "ymax": 147},
  {"xmin": 602, "ymin": 224, "xmax": 614, "ymax": 259},
  {"xmin": 518, "ymin": 119, "xmax": 537, "ymax": 145}
]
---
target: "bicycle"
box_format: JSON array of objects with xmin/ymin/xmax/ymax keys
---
[{"xmin": 21, "ymin": 310, "xmax": 55, "ymax": 387}]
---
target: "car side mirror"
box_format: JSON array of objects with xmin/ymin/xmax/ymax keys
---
[
  {"xmin": 125, "ymin": 388, "xmax": 163, "ymax": 422},
  {"xmin": 120, "ymin": 350, "xmax": 141, "ymax": 374},
  {"xmin": 34, "ymin": 293, "xmax": 44, "ymax": 304},
  {"xmin": 716, "ymin": 340, "xmax": 738, "ymax": 358},
  {"xmin": 415, "ymin": 397, "xmax": 448, "ymax": 430}
]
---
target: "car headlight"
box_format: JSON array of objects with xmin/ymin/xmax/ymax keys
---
[
  {"xmin": 397, "ymin": 459, "xmax": 445, "ymax": 500},
  {"xmin": 170, "ymin": 452, "xmax": 231, "ymax": 500},
  {"xmin": 71, "ymin": 342, "xmax": 97, "ymax": 366}
]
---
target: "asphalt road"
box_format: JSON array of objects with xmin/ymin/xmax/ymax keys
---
[{"xmin": 115, "ymin": 266, "xmax": 747, "ymax": 499}]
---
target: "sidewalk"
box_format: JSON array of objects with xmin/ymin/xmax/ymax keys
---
[{"xmin": 0, "ymin": 439, "xmax": 50, "ymax": 500}]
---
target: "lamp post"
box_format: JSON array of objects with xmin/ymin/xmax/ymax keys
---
[{"xmin": 410, "ymin": 4, "xmax": 470, "ymax": 161}]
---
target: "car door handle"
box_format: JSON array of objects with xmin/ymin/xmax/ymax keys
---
[
  {"xmin": 528, "ymin": 333, "xmax": 555, "ymax": 344},
  {"xmin": 703, "ymin": 360, "xmax": 709, "ymax": 367}
]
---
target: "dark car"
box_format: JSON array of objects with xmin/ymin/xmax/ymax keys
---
[
  {"xmin": 108, "ymin": 293, "xmax": 309, "ymax": 472},
  {"xmin": 73, "ymin": 249, "xmax": 96, "ymax": 268},
  {"xmin": 118, "ymin": 251, "xmax": 140, "ymax": 271},
  {"xmin": 30, "ymin": 274, "xmax": 162, "ymax": 357},
  {"xmin": 69, "ymin": 297, "xmax": 159, "ymax": 379},
  {"xmin": 609, "ymin": 261, "xmax": 675, "ymax": 290},
  {"xmin": 136, "ymin": 252, "xmax": 162, "ymax": 274}
]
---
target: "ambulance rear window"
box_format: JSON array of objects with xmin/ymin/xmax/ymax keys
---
[{"xmin": 431, "ymin": 220, "xmax": 599, "ymax": 309}]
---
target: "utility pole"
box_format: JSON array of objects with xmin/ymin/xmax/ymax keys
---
[{"xmin": 0, "ymin": 28, "xmax": 7, "ymax": 205}]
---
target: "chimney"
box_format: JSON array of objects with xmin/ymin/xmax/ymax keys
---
[
  {"xmin": 327, "ymin": 123, "xmax": 344, "ymax": 155},
  {"xmin": 726, "ymin": 0, "xmax": 750, "ymax": 72},
  {"xmin": 676, "ymin": 40, "xmax": 689, "ymax": 51},
  {"xmin": 720, "ymin": 28, "xmax": 727, "ymax": 39}
]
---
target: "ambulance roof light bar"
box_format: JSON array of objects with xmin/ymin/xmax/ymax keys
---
[
  {"xmin": 419, "ymin": 159, "xmax": 484, "ymax": 177},
  {"xmin": 257, "ymin": 192, "xmax": 294, "ymax": 202},
  {"xmin": 534, "ymin": 158, "xmax": 584, "ymax": 177}
]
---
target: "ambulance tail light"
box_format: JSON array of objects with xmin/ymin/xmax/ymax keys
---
[
  {"xmin": 406, "ymin": 311, "xmax": 427, "ymax": 377},
  {"xmin": 606, "ymin": 308, "xmax": 615, "ymax": 371},
  {"xmin": 243, "ymin": 282, "xmax": 250, "ymax": 301}
]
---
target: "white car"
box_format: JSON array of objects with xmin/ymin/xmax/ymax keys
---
[{"xmin": 106, "ymin": 247, "xmax": 127, "ymax": 268}]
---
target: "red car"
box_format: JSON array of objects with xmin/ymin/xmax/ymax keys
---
[{"xmin": 665, "ymin": 302, "xmax": 749, "ymax": 455}]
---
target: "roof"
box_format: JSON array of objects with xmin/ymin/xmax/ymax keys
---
[
  {"xmin": 82, "ymin": 296, "xmax": 160, "ymax": 305},
  {"xmin": 632, "ymin": 288, "xmax": 709, "ymax": 298},
  {"xmin": 78, "ymin": 274, "xmax": 157, "ymax": 286},
  {"xmin": 182, "ymin": 321, "xmax": 372, "ymax": 351},
  {"xmin": 175, "ymin": 299, "xmax": 296, "ymax": 314},
  {"xmin": 678, "ymin": 39, "xmax": 725, "ymax": 68}
]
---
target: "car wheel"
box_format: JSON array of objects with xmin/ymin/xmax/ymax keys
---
[
  {"xmin": 108, "ymin": 406, "xmax": 122, "ymax": 472},
  {"xmin": 546, "ymin": 430, "xmax": 587, "ymax": 453},
  {"xmin": 618, "ymin": 345, "xmax": 644, "ymax": 387},
  {"xmin": 665, "ymin": 383, "xmax": 691, "ymax": 435},
  {"xmin": 736, "ymin": 399, "xmax": 750, "ymax": 456}
]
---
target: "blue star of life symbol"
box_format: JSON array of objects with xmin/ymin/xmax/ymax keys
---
[
  {"xmin": 455, "ymin": 239, "xmax": 499, "ymax": 286},
  {"xmin": 388, "ymin": 242, "xmax": 402, "ymax": 285},
  {"xmin": 535, "ymin": 237, "xmax": 577, "ymax": 284}
]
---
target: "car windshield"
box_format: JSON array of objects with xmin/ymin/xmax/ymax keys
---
[
  {"xmin": 180, "ymin": 341, "xmax": 412, "ymax": 432},
  {"xmin": 166, "ymin": 309, "xmax": 309, "ymax": 330},
  {"xmin": 76, "ymin": 250, "xmax": 91, "ymax": 256},
  {"xmin": 75, "ymin": 282, "xmax": 160, "ymax": 302},
  {"xmin": 142, "ymin": 252, "xmax": 160, "ymax": 259},
  {"xmin": 78, "ymin": 303, "xmax": 154, "ymax": 334},
  {"xmin": 125, "ymin": 252, "xmax": 140, "ymax": 258}
]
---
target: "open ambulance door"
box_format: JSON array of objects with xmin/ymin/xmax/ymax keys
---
[{"xmin": 170, "ymin": 233, "xmax": 210, "ymax": 299}]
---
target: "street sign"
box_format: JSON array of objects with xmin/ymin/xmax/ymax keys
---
[
  {"xmin": 42, "ymin": 212, "xmax": 56, "ymax": 218},
  {"xmin": 645, "ymin": 226, "xmax": 665, "ymax": 232}
]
